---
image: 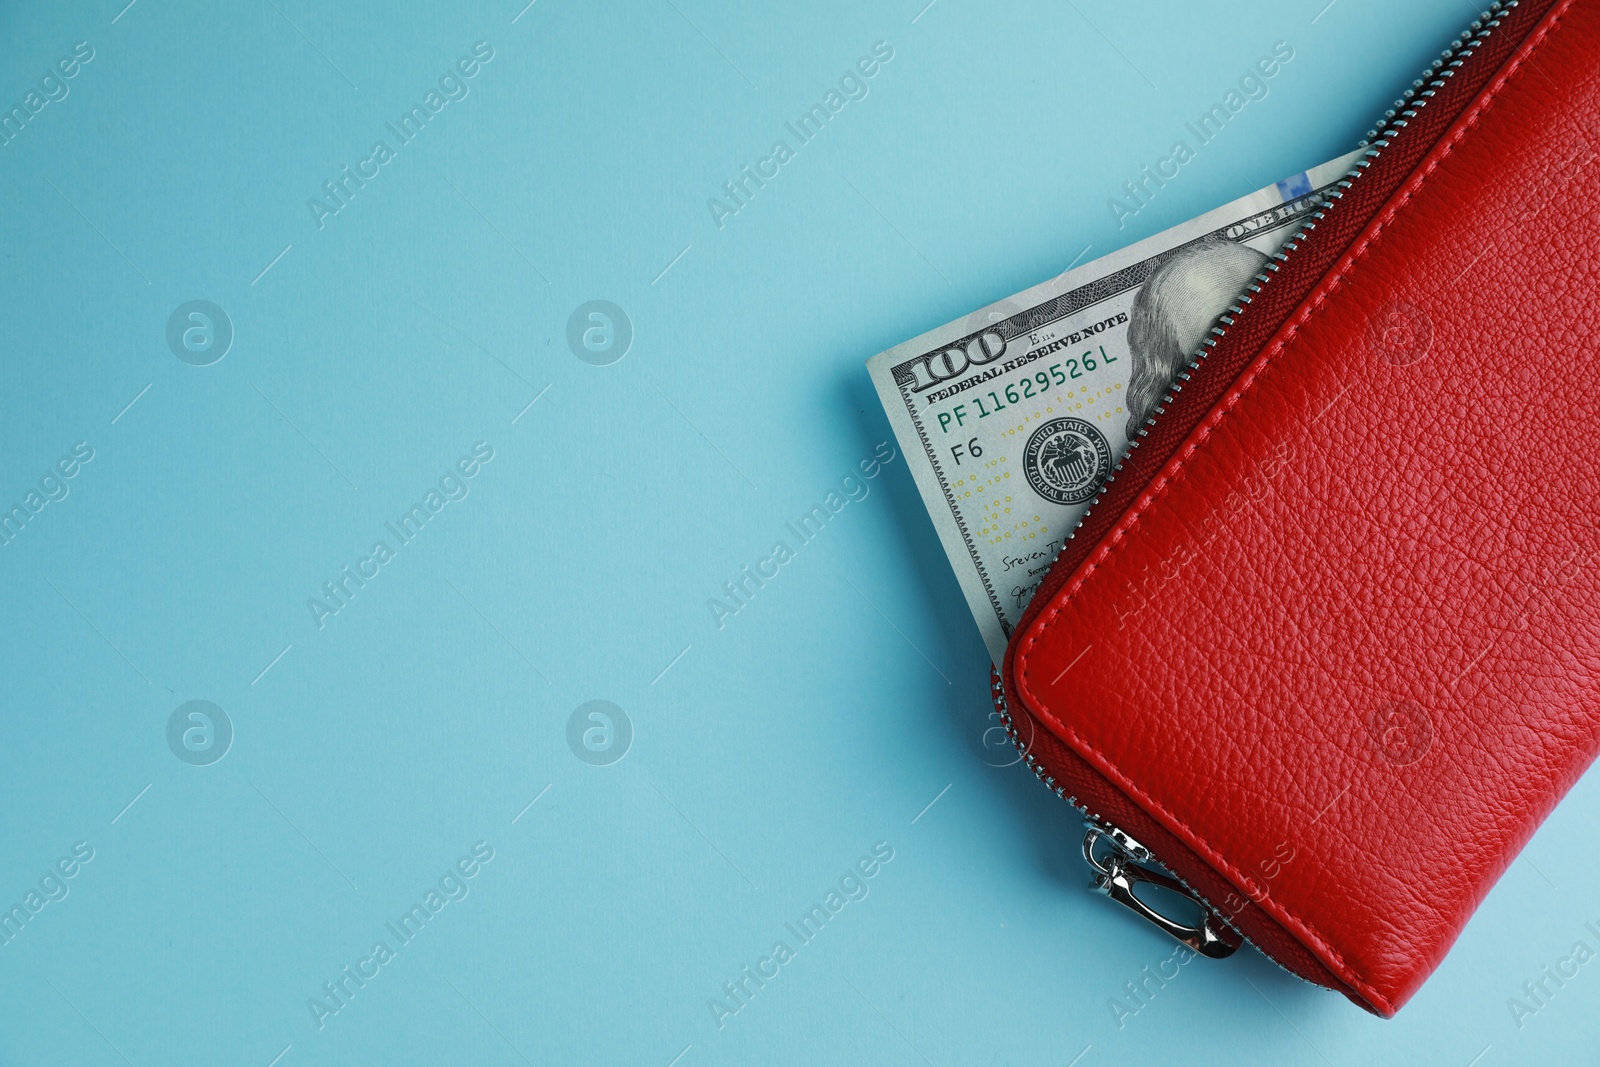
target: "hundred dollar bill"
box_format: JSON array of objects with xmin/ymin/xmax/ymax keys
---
[{"xmin": 867, "ymin": 151, "xmax": 1364, "ymax": 664}]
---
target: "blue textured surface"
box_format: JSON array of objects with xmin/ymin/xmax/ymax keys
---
[{"xmin": 2, "ymin": 1, "xmax": 1595, "ymax": 1064}]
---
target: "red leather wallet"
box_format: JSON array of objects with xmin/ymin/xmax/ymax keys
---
[{"xmin": 996, "ymin": 0, "xmax": 1600, "ymax": 1016}]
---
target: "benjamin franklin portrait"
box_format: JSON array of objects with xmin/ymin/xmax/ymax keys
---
[{"xmin": 1125, "ymin": 236, "xmax": 1269, "ymax": 439}]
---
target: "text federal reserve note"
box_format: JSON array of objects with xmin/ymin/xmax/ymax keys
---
[{"xmin": 867, "ymin": 151, "xmax": 1364, "ymax": 664}]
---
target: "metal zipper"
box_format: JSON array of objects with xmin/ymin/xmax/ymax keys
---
[
  {"xmin": 1082, "ymin": 825, "xmax": 1243, "ymax": 958},
  {"xmin": 991, "ymin": 672, "xmax": 1254, "ymax": 957},
  {"xmin": 1006, "ymin": 0, "xmax": 1521, "ymax": 688},
  {"xmin": 998, "ymin": 0, "xmax": 1517, "ymax": 974},
  {"xmin": 1165, "ymin": 0, "xmax": 1517, "ymax": 450},
  {"xmin": 994, "ymin": 669, "xmax": 1346, "ymax": 984}
]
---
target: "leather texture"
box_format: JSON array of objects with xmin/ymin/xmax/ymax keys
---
[{"xmin": 1001, "ymin": 0, "xmax": 1600, "ymax": 1016}]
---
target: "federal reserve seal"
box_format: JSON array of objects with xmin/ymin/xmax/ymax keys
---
[{"xmin": 1022, "ymin": 418, "xmax": 1112, "ymax": 506}]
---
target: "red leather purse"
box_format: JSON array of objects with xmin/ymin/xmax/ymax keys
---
[{"xmin": 996, "ymin": 0, "xmax": 1600, "ymax": 1015}]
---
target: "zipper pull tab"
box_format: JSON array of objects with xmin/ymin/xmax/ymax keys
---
[{"xmin": 1082, "ymin": 824, "xmax": 1242, "ymax": 959}]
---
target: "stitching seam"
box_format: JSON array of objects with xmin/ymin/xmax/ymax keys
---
[{"xmin": 1016, "ymin": 0, "xmax": 1572, "ymax": 1015}]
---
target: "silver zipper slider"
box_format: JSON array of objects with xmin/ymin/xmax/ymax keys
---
[{"xmin": 1082, "ymin": 823, "xmax": 1242, "ymax": 959}]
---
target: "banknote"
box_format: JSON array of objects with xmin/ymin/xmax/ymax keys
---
[{"xmin": 867, "ymin": 151, "xmax": 1365, "ymax": 664}]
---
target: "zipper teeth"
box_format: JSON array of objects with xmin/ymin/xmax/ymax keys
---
[
  {"xmin": 1179, "ymin": 0, "xmax": 1515, "ymax": 434},
  {"xmin": 1025, "ymin": 0, "xmax": 1516, "ymax": 579},
  {"xmin": 991, "ymin": 668, "xmax": 1107, "ymax": 824},
  {"xmin": 993, "ymin": 669, "xmax": 1331, "ymax": 986},
  {"xmin": 1002, "ymin": 0, "xmax": 1517, "ymax": 988}
]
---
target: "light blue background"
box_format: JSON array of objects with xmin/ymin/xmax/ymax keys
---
[{"xmin": 2, "ymin": 1, "xmax": 1594, "ymax": 1064}]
